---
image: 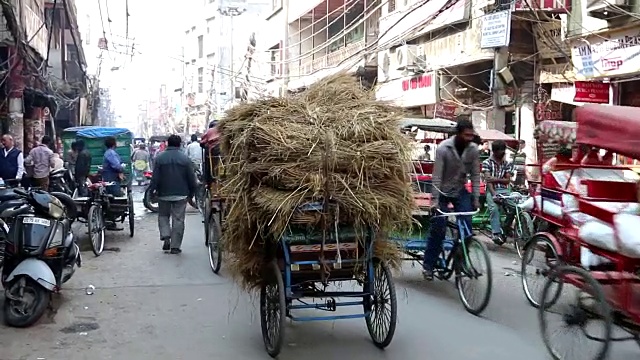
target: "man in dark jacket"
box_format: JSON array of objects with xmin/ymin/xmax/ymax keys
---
[
  {"xmin": 0, "ymin": 134, "xmax": 24, "ymax": 184},
  {"xmin": 74, "ymin": 140, "xmax": 92, "ymax": 197},
  {"xmin": 149, "ymin": 134, "xmax": 197, "ymax": 253}
]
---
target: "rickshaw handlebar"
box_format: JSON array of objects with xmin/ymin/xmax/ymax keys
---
[{"xmin": 434, "ymin": 209, "xmax": 479, "ymax": 216}]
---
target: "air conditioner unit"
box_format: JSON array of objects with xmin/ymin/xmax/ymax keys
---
[
  {"xmin": 587, "ymin": 0, "xmax": 631, "ymax": 19},
  {"xmin": 380, "ymin": 51, "xmax": 391, "ymax": 81},
  {"xmin": 395, "ymin": 45, "xmax": 418, "ymax": 71}
]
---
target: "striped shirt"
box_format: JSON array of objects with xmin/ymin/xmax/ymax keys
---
[{"xmin": 482, "ymin": 157, "xmax": 514, "ymax": 190}]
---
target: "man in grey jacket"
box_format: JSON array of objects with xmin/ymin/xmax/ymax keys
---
[
  {"xmin": 149, "ymin": 135, "xmax": 197, "ymax": 254},
  {"xmin": 423, "ymin": 119, "xmax": 481, "ymax": 280}
]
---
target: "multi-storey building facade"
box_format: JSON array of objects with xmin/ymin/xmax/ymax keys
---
[
  {"xmin": 259, "ymin": 0, "xmax": 380, "ymax": 95},
  {"xmin": 0, "ymin": 0, "xmax": 85, "ymax": 152}
]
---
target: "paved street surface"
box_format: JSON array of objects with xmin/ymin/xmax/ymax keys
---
[{"xmin": 1, "ymin": 186, "xmax": 638, "ymax": 359}]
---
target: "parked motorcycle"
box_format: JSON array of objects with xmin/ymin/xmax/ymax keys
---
[
  {"xmin": 1, "ymin": 188, "xmax": 80, "ymax": 327},
  {"xmin": 49, "ymin": 168, "xmax": 73, "ymax": 195}
]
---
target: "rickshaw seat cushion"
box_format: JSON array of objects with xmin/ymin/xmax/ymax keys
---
[
  {"xmin": 578, "ymin": 213, "xmax": 640, "ymax": 259},
  {"xmin": 519, "ymin": 195, "xmax": 563, "ymax": 218}
]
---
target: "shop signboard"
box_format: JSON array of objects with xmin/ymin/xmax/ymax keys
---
[
  {"xmin": 480, "ymin": 10, "xmax": 512, "ymax": 49},
  {"xmin": 571, "ymin": 28, "xmax": 640, "ymax": 79},
  {"xmin": 539, "ymin": 63, "xmax": 576, "ymax": 83},
  {"xmin": 551, "ymin": 82, "xmax": 609, "ymax": 105},
  {"xmin": 573, "ymin": 81, "xmax": 609, "ymax": 103},
  {"xmin": 513, "ymin": 0, "xmax": 571, "ymax": 11},
  {"xmin": 533, "ymin": 19, "xmax": 569, "ymax": 59},
  {"xmin": 376, "ymin": 72, "xmax": 440, "ymax": 107},
  {"xmin": 535, "ymin": 101, "xmax": 563, "ymax": 121},
  {"xmin": 422, "ymin": 102, "xmax": 459, "ymax": 120}
]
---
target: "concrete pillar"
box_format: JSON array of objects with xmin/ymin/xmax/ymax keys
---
[
  {"xmin": 8, "ymin": 47, "xmax": 24, "ymax": 152},
  {"xmin": 492, "ymin": 47, "xmax": 509, "ymax": 131}
]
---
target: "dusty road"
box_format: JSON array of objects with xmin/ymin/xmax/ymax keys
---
[{"xmin": 0, "ymin": 188, "xmax": 638, "ymax": 359}]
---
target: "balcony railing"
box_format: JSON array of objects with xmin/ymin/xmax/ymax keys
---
[{"xmin": 296, "ymin": 39, "xmax": 365, "ymax": 77}]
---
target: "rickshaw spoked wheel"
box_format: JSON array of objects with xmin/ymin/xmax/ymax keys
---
[
  {"xmin": 539, "ymin": 265, "xmax": 612, "ymax": 360},
  {"xmin": 521, "ymin": 234, "xmax": 562, "ymax": 308},
  {"xmin": 207, "ymin": 211, "xmax": 222, "ymax": 274},
  {"xmin": 260, "ymin": 261, "xmax": 286, "ymax": 358},
  {"xmin": 128, "ymin": 192, "xmax": 135, "ymax": 237},
  {"xmin": 364, "ymin": 258, "xmax": 397, "ymax": 349},
  {"xmin": 87, "ymin": 204, "xmax": 105, "ymax": 257}
]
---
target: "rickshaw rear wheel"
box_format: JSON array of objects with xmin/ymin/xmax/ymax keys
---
[
  {"xmin": 260, "ymin": 261, "xmax": 286, "ymax": 358},
  {"xmin": 539, "ymin": 265, "xmax": 612, "ymax": 360},
  {"xmin": 364, "ymin": 258, "xmax": 397, "ymax": 349},
  {"xmin": 127, "ymin": 192, "xmax": 135, "ymax": 237},
  {"xmin": 207, "ymin": 212, "xmax": 222, "ymax": 274},
  {"xmin": 521, "ymin": 234, "xmax": 562, "ymax": 308},
  {"xmin": 87, "ymin": 204, "xmax": 105, "ymax": 257}
]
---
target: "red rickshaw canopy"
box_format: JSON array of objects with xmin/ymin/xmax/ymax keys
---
[{"xmin": 575, "ymin": 104, "xmax": 640, "ymax": 160}]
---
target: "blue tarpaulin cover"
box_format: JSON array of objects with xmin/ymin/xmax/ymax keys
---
[{"xmin": 76, "ymin": 127, "xmax": 132, "ymax": 138}]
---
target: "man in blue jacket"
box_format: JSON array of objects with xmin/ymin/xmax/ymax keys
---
[
  {"xmin": 149, "ymin": 134, "xmax": 197, "ymax": 254},
  {"xmin": 0, "ymin": 135, "xmax": 24, "ymax": 184}
]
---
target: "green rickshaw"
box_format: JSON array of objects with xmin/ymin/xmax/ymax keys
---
[{"xmin": 62, "ymin": 126, "xmax": 135, "ymax": 256}]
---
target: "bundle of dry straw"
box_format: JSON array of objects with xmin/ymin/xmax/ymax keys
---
[{"xmin": 218, "ymin": 74, "xmax": 414, "ymax": 290}]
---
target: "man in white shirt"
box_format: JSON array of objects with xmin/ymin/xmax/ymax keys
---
[
  {"xmin": 0, "ymin": 134, "xmax": 25, "ymax": 182},
  {"xmin": 185, "ymin": 134, "xmax": 202, "ymax": 171}
]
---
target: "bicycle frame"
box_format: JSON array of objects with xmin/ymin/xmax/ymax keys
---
[{"xmin": 434, "ymin": 209, "xmax": 478, "ymax": 270}]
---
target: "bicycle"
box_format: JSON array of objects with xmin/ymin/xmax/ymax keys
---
[
  {"xmin": 474, "ymin": 192, "xmax": 534, "ymax": 259},
  {"xmin": 428, "ymin": 208, "xmax": 493, "ymax": 315}
]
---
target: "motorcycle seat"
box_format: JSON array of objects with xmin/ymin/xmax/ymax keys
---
[{"xmin": 0, "ymin": 188, "xmax": 20, "ymax": 201}]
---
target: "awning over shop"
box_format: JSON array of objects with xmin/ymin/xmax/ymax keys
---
[{"xmin": 400, "ymin": 118, "xmax": 456, "ymax": 130}]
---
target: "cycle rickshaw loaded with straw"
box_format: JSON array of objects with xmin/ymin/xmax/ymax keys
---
[{"xmin": 200, "ymin": 126, "xmax": 226, "ymax": 274}]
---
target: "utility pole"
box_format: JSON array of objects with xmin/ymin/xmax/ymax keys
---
[
  {"xmin": 282, "ymin": 0, "xmax": 290, "ymax": 95},
  {"xmin": 219, "ymin": 3, "xmax": 246, "ymax": 109}
]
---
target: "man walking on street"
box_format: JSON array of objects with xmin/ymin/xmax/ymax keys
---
[
  {"xmin": 423, "ymin": 119, "xmax": 480, "ymax": 280},
  {"xmin": 0, "ymin": 135, "xmax": 25, "ymax": 184},
  {"xmin": 149, "ymin": 135, "xmax": 197, "ymax": 254},
  {"xmin": 25, "ymin": 136, "xmax": 55, "ymax": 190},
  {"xmin": 185, "ymin": 134, "xmax": 202, "ymax": 171}
]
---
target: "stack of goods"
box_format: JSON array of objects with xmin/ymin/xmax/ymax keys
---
[{"xmin": 218, "ymin": 74, "xmax": 415, "ymax": 290}]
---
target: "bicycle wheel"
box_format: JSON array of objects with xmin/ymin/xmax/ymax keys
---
[
  {"xmin": 521, "ymin": 234, "xmax": 562, "ymax": 308},
  {"xmin": 514, "ymin": 211, "xmax": 534, "ymax": 259},
  {"xmin": 207, "ymin": 211, "xmax": 222, "ymax": 274},
  {"xmin": 260, "ymin": 261, "xmax": 286, "ymax": 358},
  {"xmin": 539, "ymin": 265, "xmax": 612, "ymax": 360},
  {"xmin": 87, "ymin": 204, "xmax": 105, "ymax": 256},
  {"xmin": 364, "ymin": 258, "xmax": 397, "ymax": 349},
  {"xmin": 127, "ymin": 192, "xmax": 135, "ymax": 237},
  {"xmin": 455, "ymin": 237, "xmax": 492, "ymax": 315}
]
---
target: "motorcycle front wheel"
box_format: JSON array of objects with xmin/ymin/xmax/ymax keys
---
[
  {"xmin": 143, "ymin": 187, "xmax": 159, "ymax": 213},
  {"xmin": 3, "ymin": 277, "xmax": 50, "ymax": 328}
]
